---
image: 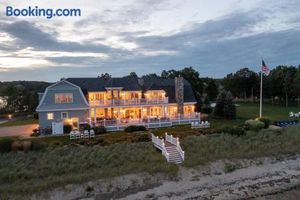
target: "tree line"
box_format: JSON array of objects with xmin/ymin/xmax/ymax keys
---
[
  {"xmin": 223, "ymin": 66, "xmax": 300, "ymax": 107},
  {"xmin": 0, "ymin": 81, "xmax": 50, "ymax": 114},
  {"xmin": 1, "ymin": 65, "xmax": 299, "ymax": 115}
]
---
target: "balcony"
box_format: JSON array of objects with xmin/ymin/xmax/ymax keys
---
[{"xmin": 89, "ymin": 97, "xmax": 169, "ymax": 107}]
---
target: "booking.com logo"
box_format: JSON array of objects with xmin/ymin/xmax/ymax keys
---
[{"xmin": 6, "ymin": 6, "xmax": 81, "ymax": 19}]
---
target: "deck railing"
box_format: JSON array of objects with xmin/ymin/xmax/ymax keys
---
[
  {"xmin": 93, "ymin": 112, "xmax": 200, "ymax": 132},
  {"xmin": 165, "ymin": 133, "xmax": 185, "ymax": 161},
  {"xmin": 89, "ymin": 97, "xmax": 168, "ymax": 106}
]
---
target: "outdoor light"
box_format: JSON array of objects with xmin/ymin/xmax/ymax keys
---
[{"xmin": 8, "ymin": 114, "xmax": 12, "ymax": 119}]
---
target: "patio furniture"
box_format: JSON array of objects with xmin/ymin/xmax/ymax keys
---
[
  {"xmin": 84, "ymin": 130, "xmax": 89, "ymax": 138},
  {"xmin": 90, "ymin": 129, "xmax": 95, "ymax": 138},
  {"xmin": 74, "ymin": 130, "xmax": 80, "ymax": 139},
  {"xmin": 70, "ymin": 131, "xmax": 76, "ymax": 140},
  {"xmin": 289, "ymin": 112, "xmax": 300, "ymax": 118}
]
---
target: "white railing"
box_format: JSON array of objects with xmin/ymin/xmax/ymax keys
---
[
  {"xmin": 165, "ymin": 132, "xmax": 185, "ymax": 161},
  {"xmin": 151, "ymin": 134, "xmax": 169, "ymax": 161},
  {"xmin": 93, "ymin": 113, "xmax": 201, "ymax": 132},
  {"xmin": 90, "ymin": 97, "xmax": 169, "ymax": 106}
]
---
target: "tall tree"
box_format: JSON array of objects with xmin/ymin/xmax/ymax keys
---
[
  {"xmin": 161, "ymin": 67, "xmax": 204, "ymax": 111},
  {"xmin": 205, "ymin": 79, "xmax": 218, "ymax": 101},
  {"xmin": 224, "ymin": 91, "xmax": 237, "ymax": 119},
  {"xmin": 293, "ymin": 68, "xmax": 300, "ymax": 107},
  {"xmin": 98, "ymin": 73, "xmax": 111, "ymax": 80},
  {"xmin": 223, "ymin": 68, "xmax": 259, "ymax": 101},
  {"xmin": 213, "ymin": 90, "xmax": 227, "ymax": 118}
]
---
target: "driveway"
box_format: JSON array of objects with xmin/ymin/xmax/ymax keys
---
[{"xmin": 0, "ymin": 124, "xmax": 38, "ymax": 137}]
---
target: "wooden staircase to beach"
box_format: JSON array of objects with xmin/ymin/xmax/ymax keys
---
[{"xmin": 151, "ymin": 133, "xmax": 185, "ymax": 164}]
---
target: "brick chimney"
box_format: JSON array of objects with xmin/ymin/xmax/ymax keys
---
[{"xmin": 175, "ymin": 76, "xmax": 184, "ymax": 115}]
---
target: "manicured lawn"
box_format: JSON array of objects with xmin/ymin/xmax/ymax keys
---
[
  {"xmin": 0, "ymin": 118, "xmax": 38, "ymax": 127},
  {"xmin": 236, "ymin": 103, "xmax": 298, "ymax": 121}
]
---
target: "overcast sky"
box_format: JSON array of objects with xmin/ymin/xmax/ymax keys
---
[{"xmin": 0, "ymin": 0, "xmax": 300, "ymax": 81}]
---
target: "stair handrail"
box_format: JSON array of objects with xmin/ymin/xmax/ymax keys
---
[
  {"xmin": 165, "ymin": 132, "xmax": 185, "ymax": 161},
  {"xmin": 151, "ymin": 133, "xmax": 169, "ymax": 161},
  {"xmin": 161, "ymin": 139, "xmax": 169, "ymax": 162},
  {"xmin": 176, "ymin": 138, "xmax": 185, "ymax": 161}
]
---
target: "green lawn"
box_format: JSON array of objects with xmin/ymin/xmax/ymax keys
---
[
  {"xmin": 236, "ymin": 103, "xmax": 298, "ymax": 121},
  {"xmin": 0, "ymin": 118, "xmax": 38, "ymax": 127}
]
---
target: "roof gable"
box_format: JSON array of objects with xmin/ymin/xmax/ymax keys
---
[{"xmin": 36, "ymin": 80, "xmax": 89, "ymax": 112}]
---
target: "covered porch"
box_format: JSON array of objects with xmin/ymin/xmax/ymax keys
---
[{"xmin": 89, "ymin": 105, "xmax": 196, "ymax": 125}]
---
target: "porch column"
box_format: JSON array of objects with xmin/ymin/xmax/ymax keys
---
[
  {"xmin": 117, "ymin": 107, "xmax": 120, "ymax": 125},
  {"xmin": 93, "ymin": 108, "xmax": 97, "ymax": 124},
  {"xmin": 162, "ymin": 105, "xmax": 165, "ymax": 117},
  {"xmin": 141, "ymin": 106, "xmax": 143, "ymax": 122}
]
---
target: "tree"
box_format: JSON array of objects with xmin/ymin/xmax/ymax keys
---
[
  {"xmin": 142, "ymin": 73, "xmax": 160, "ymax": 79},
  {"xmin": 224, "ymin": 91, "xmax": 236, "ymax": 119},
  {"xmin": 283, "ymin": 67, "xmax": 297, "ymax": 107},
  {"xmin": 98, "ymin": 73, "xmax": 111, "ymax": 80},
  {"xmin": 213, "ymin": 90, "xmax": 227, "ymax": 118},
  {"xmin": 293, "ymin": 69, "xmax": 300, "ymax": 107},
  {"xmin": 161, "ymin": 67, "xmax": 204, "ymax": 111},
  {"xmin": 123, "ymin": 72, "xmax": 138, "ymax": 79},
  {"xmin": 205, "ymin": 79, "xmax": 218, "ymax": 101},
  {"xmin": 223, "ymin": 68, "xmax": 259, "ymax": 101}
]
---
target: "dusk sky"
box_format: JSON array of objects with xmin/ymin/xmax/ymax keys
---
[{"xmin": 0, "ymin": 0, "xmax": 300, "ymax": 81}]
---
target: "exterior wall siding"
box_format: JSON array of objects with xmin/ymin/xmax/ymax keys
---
[
  {"xmin": 37, "ymin": 81, "xmax": 90, "ymax": 130},
  {"xmin": 39, "ymin": 110, "xmax": 89, "ymax": 129}
]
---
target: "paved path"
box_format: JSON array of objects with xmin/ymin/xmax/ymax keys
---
[
  {"xmin": 0, "ymin": 120, "xmax": 8, "ymax": 124},
  {"xmin": 0, "ymin": 124, "xmax": 38, "ymax": 137}
]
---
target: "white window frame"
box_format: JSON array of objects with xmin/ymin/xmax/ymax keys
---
[
  {"xmin": 55, "ymin": 93, "xmax": 73, "ymax": 104},
  {"xmin": 47, "ymin": 113, "xmax": 54, "ymax": 120},
  {"xmin": 61, "ymin": 112, "xmax": 68, "ymax": 119}
]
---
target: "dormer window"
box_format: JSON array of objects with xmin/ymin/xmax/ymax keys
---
[{"xmin": 55, "ymin": 93, "xmax": 73, "ymax": 104}]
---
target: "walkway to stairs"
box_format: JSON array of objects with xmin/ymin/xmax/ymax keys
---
[{"xmin": 151, "ymin": 133, "xmax": 185, "ymax": 164}]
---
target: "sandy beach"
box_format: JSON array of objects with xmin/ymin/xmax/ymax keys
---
[{"xmin": 32, "ymin": 155, "xmax": 300, "ymax": 200}]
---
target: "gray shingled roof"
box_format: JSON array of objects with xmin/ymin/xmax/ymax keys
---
[{"xmin": 66, "ymin": 77, "xmax": 196, "ymax": 103}]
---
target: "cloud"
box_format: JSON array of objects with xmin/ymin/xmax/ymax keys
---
[
  {"xmin": 0, "ymin": 0, "xmax": 300, "ymax": 81},
  {"xmin": 2, "ymin": 21, "xmax": 115, "ymax": 53}
]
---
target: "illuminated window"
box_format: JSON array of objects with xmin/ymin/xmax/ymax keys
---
[
  {"xmin": 55, "ymin": 93, "xmax": 73, "ymax": 104},
  {"xmin": 47, "ymin": 113, "xmax": 54, "ymax": 120},
  {"xmin": 61, "ymin": 112, "xmax": 68, "ymax": 119}
]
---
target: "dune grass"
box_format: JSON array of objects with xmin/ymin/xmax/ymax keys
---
[
  {"xmin": 0, "ymin": 142, "xmax": 177, "ymax": 199},
  {"xmin": 182, "ymin": 126, "xmax": 300, "ymax": 167}
]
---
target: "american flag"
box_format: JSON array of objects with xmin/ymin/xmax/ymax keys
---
[{"xmin": 261, "ymin": 59, "xmax": 270, "ymax": 75}]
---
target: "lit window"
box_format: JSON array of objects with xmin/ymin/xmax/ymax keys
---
[
  {"xmin": 55, "ymin": 93, "xmax": 73, "ymax": 104},
  {"xmin": 47, "ymin": 113, "xmax": 54, "ymax": 120},
  {"xmin": 61, "ymin": 112, "xmax": 68, "ymax": 119}
]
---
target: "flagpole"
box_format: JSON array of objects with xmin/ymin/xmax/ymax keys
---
[{"xmin": 259, "ymin": 67, "xmax": 263, "ymax": 118}]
